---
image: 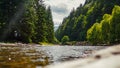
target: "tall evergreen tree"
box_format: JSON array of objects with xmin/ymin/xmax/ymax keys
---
[
  {"xmin": 33, "ymin": 0, "xmax": 47, "ymax": 43},
  {"xmin": 46, "ymin": 6, "xmax": 55, "ymax": 43},
  {"xmin": 16, "ymin": 0, "xmax": 37, "ymax": 43}
]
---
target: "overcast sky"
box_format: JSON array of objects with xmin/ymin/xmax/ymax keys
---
[{"xmin": 44, "ymin": 0, "xmax": 86, "ymax": 26}]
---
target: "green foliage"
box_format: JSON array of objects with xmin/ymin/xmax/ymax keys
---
[
  {"xmin": 0, "ymin": 0, "xmax": 55, "ymax": 43},
  {"xmin": 46, "ymin": 6, "xmax": 55, "ymax": 43},
  {"xmin": 110, "ymin": 5, "xmax": 120, "ymax": 43},
  {"xmin": 0, "ymin": 0, "xmax": 24, "ymax": 41},
  {"xmin": 61, "ymin": 36, "xmax": 70, "ymax": 45},
  {"xmin": 87, "ymin": 23, "xmax": 102, "ymax": 44},
  {"xmin": 101, "ymin": 14, "xmax": 111, "ymax": 44},
  {"xmin": 17, "ymin": 0, "xmax": 37, "ymax": 43},
  {"xmin": 56, "ymin": 0, "xmax": 120, "ymax": 45},
  {"xmin": 55, "ymin": 0, "xmax": 120, "ymax": 42},
  {"xmin": 87, "ymin": 5, "xmax": 120, "ymax": 44},
  {"xmin": 34, "ymin": 2, "xmax": 48, "ymax": 43}
]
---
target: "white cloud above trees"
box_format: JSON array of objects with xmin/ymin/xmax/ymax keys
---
[{"xmin": 45, "ymin": 0, "xmax": 85, "ymax": 26}]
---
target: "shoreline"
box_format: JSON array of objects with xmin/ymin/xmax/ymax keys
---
[{"xmin": 0, "ymin": 42, "xmax": 119, "ymax": 46}]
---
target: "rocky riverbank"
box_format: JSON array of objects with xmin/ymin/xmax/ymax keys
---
[
  {"xmin": 0, "ymin": 43, "xmax": 110, "ymax": 68},
  {"xmin": 0, "ymin": 43, "xmax": 49, "ymax": 68},
  {"xmin": 45, "ymin": 44, "xmax": 120, "ymax": 68}
]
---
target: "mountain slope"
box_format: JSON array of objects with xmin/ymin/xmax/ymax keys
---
[{"xmin": 55, "ymin": 0, "xmax": 120, "ymax": 42}]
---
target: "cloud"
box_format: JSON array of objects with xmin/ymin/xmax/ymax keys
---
[
  {"xmin": 52, "ymin": 3, "xmax": 68, "ymax": 14},
  {"xmin": 44, "ymin": 0, "xmax": 85, "ymax": 26}
]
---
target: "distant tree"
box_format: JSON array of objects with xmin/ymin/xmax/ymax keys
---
[{"xmin": 61, "ymin": 36, "xmax": 70, "ymax": 44}]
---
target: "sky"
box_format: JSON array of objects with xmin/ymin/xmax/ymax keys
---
[{"xmin": 44, "ymin": 0, "xmax": 86, "ymax": 26}]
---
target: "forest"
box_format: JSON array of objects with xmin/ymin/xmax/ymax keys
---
[
  {"xmin": 1, "ymin": 0, "xmax": 120, "ymax": 68},
  {"xmin": 0, "ymin": 0, "xmax": 120, "ymax": 45},
  {"xmin": 55, "ymin": 0, "xmax": 120, "ymax": 45},
  {"xmin": 0, "ymin": 0, "xmax": 55, "ymax": 43}
]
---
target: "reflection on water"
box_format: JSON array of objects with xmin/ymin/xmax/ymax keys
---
[{"xmin": 0, "ymin": 44, "xmax": 49, "ymax": 68}]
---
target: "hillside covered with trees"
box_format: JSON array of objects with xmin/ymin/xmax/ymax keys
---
[
  {"xmin": 0, "ymin": 0, "xmax": 55, "ymax": 43},
  {"xmin": 55, "ymin": 0, "xmax": 120, "ymax": 44},
  {"xmin": 87, "ymin": 5, "xmax": 120, "ymax": 44}
]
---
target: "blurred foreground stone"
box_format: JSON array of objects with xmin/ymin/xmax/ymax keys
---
[{"xmin": 46, "ymin": 44, "xmax": 120, "ymax": 68}]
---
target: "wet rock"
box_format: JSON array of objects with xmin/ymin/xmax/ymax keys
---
[{"xmin": 45, "ymin": 44, "xmax": 120, "ymax": 68}]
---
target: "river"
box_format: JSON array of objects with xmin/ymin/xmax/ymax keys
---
[{"xmin": 0, "ymin": 44, "xmax": 109, "ymax": 68}]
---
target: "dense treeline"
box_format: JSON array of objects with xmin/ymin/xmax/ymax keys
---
[
  {"xmin": 0, "ymin": 0, "xmax": 55, "ymax": 43},
  {"xmin": 55, "ymin": 0, "xmax": 120, "ymax": 44},
  {"xmin": 87, "ymin": 6, "xmax": 120, "ymax": 44}
]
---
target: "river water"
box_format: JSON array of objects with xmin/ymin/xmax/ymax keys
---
[{"xmin": 0, "ymin": 44, "xmax": 109, "ymax": 68}]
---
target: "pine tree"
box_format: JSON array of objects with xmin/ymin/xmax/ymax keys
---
[
  {"xmin": 34, "ymin": 0, "xmax": 48, "ymax": 43},
  {"xmin": 17, "ymin": 0, "xmax": 37, "ymax": 43},
  {"xmin": 46, "ymin": 6, "xmax": 55, "ymax": 43}
]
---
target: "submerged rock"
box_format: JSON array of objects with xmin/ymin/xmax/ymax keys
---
[{"xmin": 45, "ymin": 44, "xmax": 120, "ymax": 68}]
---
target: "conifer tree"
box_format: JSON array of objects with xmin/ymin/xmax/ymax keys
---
[
  {"xmin": 46, "ymin": 6, "xmax": 55, "ymax": 43},
  {"xmin": 33, "ymin": 0, "xmax": 48, "ymax": 43}
]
